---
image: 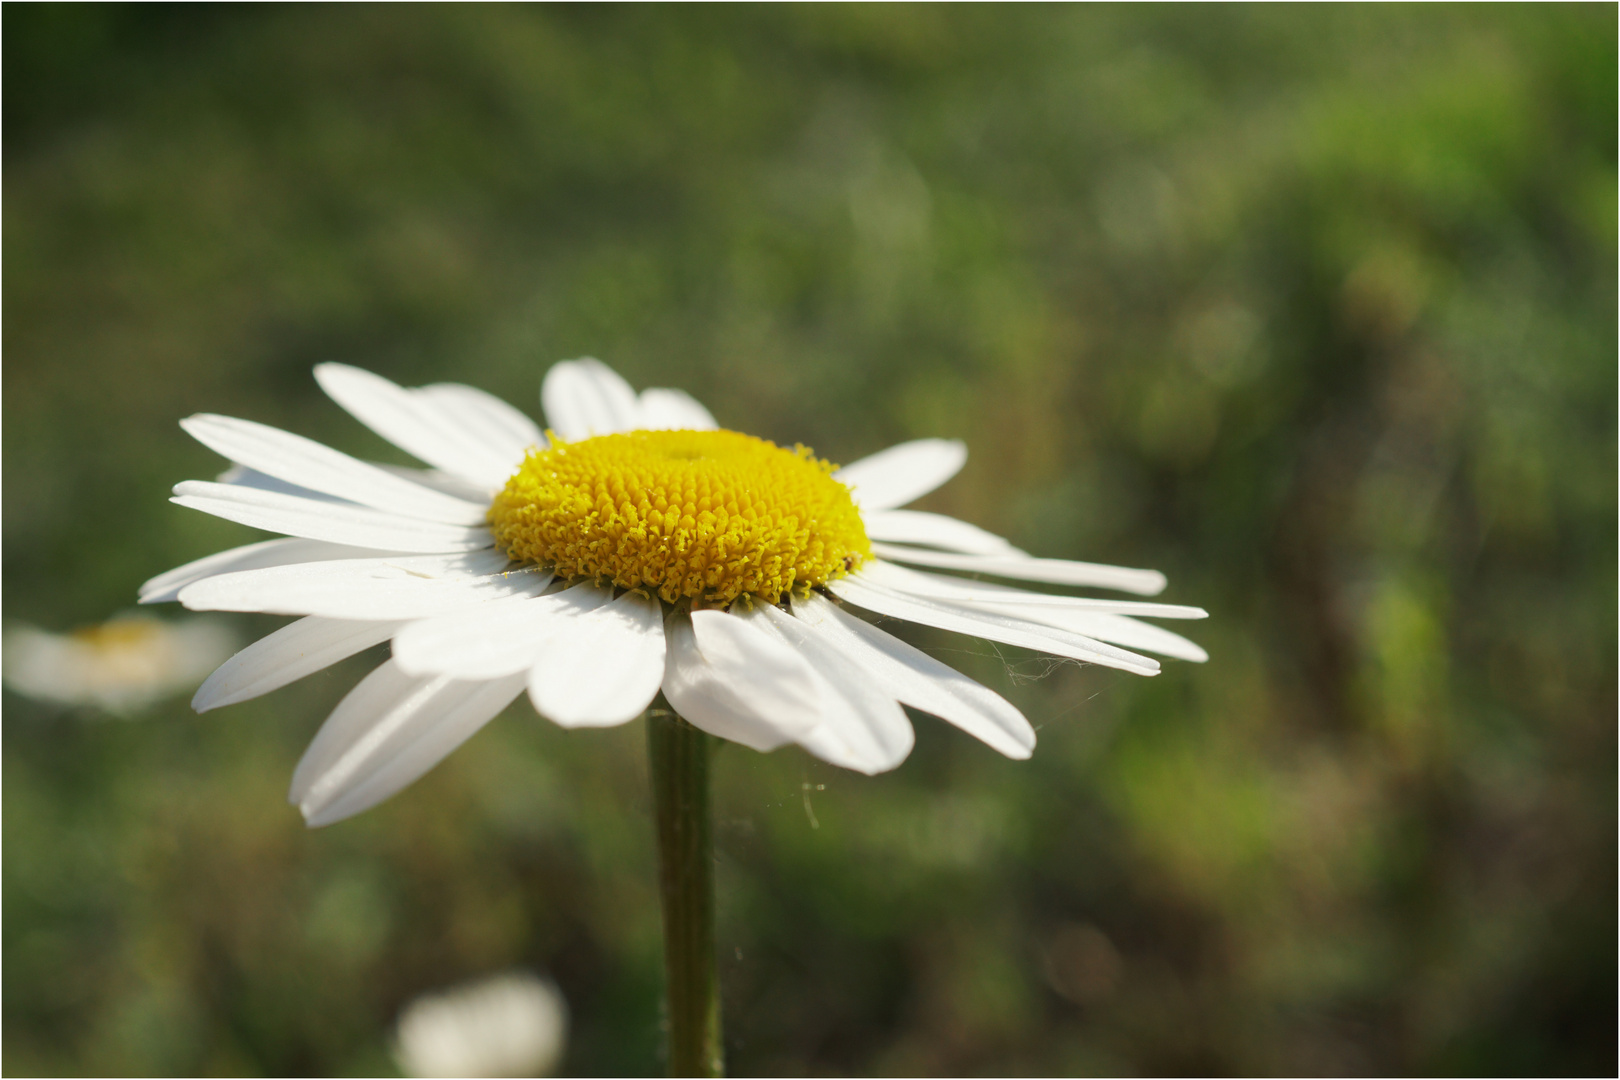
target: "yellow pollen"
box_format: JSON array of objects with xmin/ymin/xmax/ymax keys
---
[{"xmin": 488, "ymin": 429, "xmax": 871, "ymax": 605}]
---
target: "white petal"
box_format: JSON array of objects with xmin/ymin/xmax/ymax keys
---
[
  {"xmin": 193, "ymin": 616, "xmax": 403, "ymax": 712},
  {"xmin": 528, "ymin": 590, "xmax": 666, "ymax": 728},
  {"xmin": 827, "ymin": 573, "xmax": 1162, "ymax": 676},
  {"xmin": 418, "ymin": 382, "xmax": 545, "ymax": 467},
  {"xmin": 372, "ymin": 464, "xmax": 493, "ymax": 503},
  {"xmin": 746, "ymin": 603, "xmax": 913, "ymax": 774},
  {"xmin": 860, "ymin": 561, "xmax": 1206, "ymax": 618},
  {"xmin": 791, "ymin": 592, "xmax": 1035, "ymax": 759},
  {"xmin": 390, "ymin": 582, "xmax": 612, "ymax": 679},
  {"xmin": 991, "ymin": 609, "xmax": 1207, "ymax": 662},
  {"xmin": 215, "ymin": 464, "xmax": 347, "ymax": 502},
  {"xmin": 171, "ymin": 480, "xmax": 493, "ymax": 553},
  {"xmin": 179, "ymin": 553, "xmax": 551, "ymax": 619},
  {"xmin": 540, "ymin": 359, "xmax": 643, "ymax": 440},
  {"xmin": 314, "ymin": 363, "xmax": 522, "ymax": 489},
  {"xmin": 833, "ymin": 439, "xmax": 967, "ymax": 510},
  {"xmin": 861, "ymin": 510, "xmax": 1024, "ymax": 556},
  {"xmin": 140, "ymin": 538, "xmax": 395, "ymax": 604},
  {"xmin": 659, "ymin": 609, "xmax": 820, "ymax": 752},
  {"xmin": 290, "ymin": 659, "xmax": 525, "ymax": 827},
  {"xmin": 182, "ymin": 414, "xmax": 488, "ymax": 524},
  {"xmin": 218, "ymin": 464, "xmax": 495, "ymax": 521},
  {"xmin": 868, "ymin": 544, "xmax": 1169, "ymax": 596},
  {"xmin": 638, "ymin": 388, "xmax": 719, "ymax": 431}
]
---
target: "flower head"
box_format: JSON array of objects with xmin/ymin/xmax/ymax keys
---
[
  {"xmin": 145, "ymin": 359, "xmax": 1205, "ymax": 825},
  {"xmin": 393, "ymin": 971, "xmax": 567, "ymax": 1078},
  {"xmin": 3, "ymin": 614, "xmax": 237, "ymax": 715}
]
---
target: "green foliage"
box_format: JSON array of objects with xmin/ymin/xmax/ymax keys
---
[{"xmin": 5, "ymin": 6, "xmax": 1613, "ymax": 1074}]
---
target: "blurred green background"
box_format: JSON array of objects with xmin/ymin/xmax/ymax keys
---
[{"xmin": 4, "ymin": 5, "xmax": 1615, "ymax": 1076}]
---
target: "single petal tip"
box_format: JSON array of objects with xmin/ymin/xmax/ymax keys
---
[{"xmin": 299, "ymin": 800, "xmax": 339, "ymax": 828}]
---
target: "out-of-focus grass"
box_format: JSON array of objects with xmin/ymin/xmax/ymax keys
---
[{"xmin": 4, "ymin": 6, "xmax": 1613, "ymax": 1075}]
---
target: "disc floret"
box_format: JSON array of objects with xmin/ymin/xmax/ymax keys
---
[{"xmin": 488, "ymin": 429, "xmax": 871, "ymax": 605}]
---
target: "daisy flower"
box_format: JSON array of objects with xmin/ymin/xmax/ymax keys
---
[
  {"xmin": 393, "ymin": 971, "xmax": 568, "ymax": 1078},
  {"xmin": 143, "ymin": 360, "xmax": 1205, "ymax": 827},
  {"xmin": 3, "ymin": 613, "xmax": 237, "ymax": 716}
]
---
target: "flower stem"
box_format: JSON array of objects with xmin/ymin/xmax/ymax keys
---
[{"xmin": 647, "ymin": 704, "xmax": 723, "ymax": 1077}]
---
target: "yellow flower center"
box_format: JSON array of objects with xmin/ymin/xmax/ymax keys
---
[
  {"xmin": 488, "ymin": 429, "xmax": 871, "ymax": 605},
  {"xmin": 71, "ymin": 617, "xmax": 166, "ymax": 650}
]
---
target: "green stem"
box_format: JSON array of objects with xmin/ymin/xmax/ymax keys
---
[{"xmin": 647, "ymin": 704, "xmax": 723, "ymax": 1078}]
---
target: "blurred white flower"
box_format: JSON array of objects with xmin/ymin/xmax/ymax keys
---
[
  {"xmin": 393, "ymin": 971, "xmax": 568, "ymax": 1078},
  {"xmin": 3, "ymin": 614, "xmax": 237, "ymax": 715}
]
